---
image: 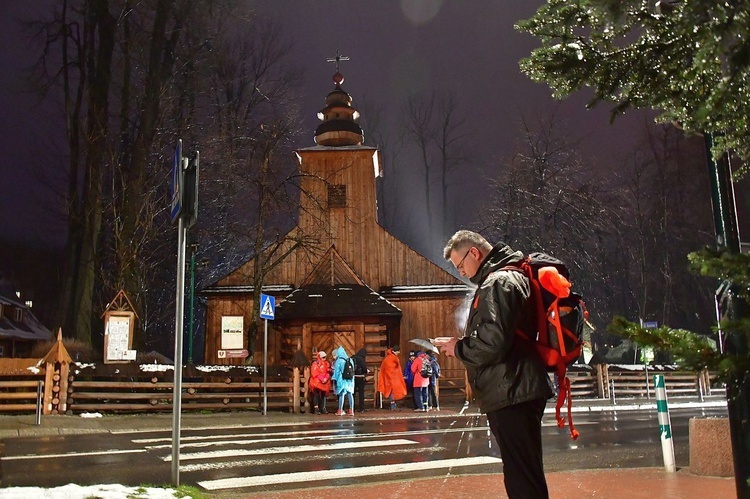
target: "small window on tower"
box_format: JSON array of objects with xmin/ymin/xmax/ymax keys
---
[{"xmin": 328, "ymin": 184, "xmax": 346, "ymax": 208}]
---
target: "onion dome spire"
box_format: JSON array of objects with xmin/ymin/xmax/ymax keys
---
[{"xmin": 314, "ymin": 52, "xmax": 364, "ymax": 146}]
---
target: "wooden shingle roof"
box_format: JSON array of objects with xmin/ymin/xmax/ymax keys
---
[{"xmin": 275, "ymin": 284, "xmax": 401, "ymax": 320}]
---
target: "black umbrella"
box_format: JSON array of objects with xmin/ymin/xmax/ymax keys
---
[{"xmin": 409, "ymin": 338, "xmax": 439, "ymax": 354}]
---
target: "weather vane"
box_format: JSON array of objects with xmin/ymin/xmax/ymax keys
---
[{"xmin": 326, "ymin": 50, "xmax": 350, "ymax": 72}]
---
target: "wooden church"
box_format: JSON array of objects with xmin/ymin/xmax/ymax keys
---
[{"xmin": 203, "ymin": 67, "xmax": 469, "ymax": 371}]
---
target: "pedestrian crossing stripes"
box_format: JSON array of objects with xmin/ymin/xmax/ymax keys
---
[
  {"xmin": 1, "ymin": 449, "xmax": 146, "ymax": 461},
  {"xmin": 110, "ymin": 420, "xmax": 314, "ymax": 435},
  {"xmin": 142, "ymin": 426, "xmax": 490, "ymax": 450},
  {"xmin": 163, "ymin": 438, "xmax": 418, "ymax": 461},
  {"xmin": 137, "ymin": 428, "xmax": 345, "ymax": 447},
  {"xmin": 179, "ymin": 445, "xmax": 429, "ymax": 472},
  {"xmin": 198, "ymin": 456, "xmax": 503, "ymax": 490}
]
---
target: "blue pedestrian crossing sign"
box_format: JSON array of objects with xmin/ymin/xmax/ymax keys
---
[{"xmin": 260, "ymin": 293, "xmax": 275, "ymax": 320}]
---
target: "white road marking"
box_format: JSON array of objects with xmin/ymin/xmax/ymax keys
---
[
  {"xmin": 143, "ymin": 426, "xmax": 491, "ymax": 449},
  {"xmin": 180, "ymin": 445, "xmax": 442, "ymax": 472},
  {"xmin": 163, "ymin": 438, "xmax": 418, "ymax": 461},
  {"xmin": 135, "ymin": 428, "xmax": 344, "ymax": 445},
  {"xmin": 198, "ymin": 456, "xmax": 502, "ymax": 490},
  {"xmin": 110, "ymin": 420, "xmax": 314, "ymax": 435},
  {"xmin": 0, "ymin": 449, "xmax": 146, "ymax": 461}
]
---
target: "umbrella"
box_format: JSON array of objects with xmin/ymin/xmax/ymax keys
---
[{"xmin": 409, "ymin": 338, "xmax": 439, "ymax": 354}]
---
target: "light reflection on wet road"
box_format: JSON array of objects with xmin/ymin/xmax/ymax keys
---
[{"xmin": 0, "ymin": 406, "xmax": 727, "ymax": 494}]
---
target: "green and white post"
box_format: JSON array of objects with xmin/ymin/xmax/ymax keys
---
[{"xmin": 654, "ymin": 374, "xmax": 676, "ymax": 472}]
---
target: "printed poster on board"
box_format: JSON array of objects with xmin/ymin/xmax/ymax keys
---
[
  {"xmin": 221, "ymin": 316, "xmax": 244, "ymax": 349},
  {"xmin": 106, "ymin": 315, "xmax": 131, "ymax": 361}
]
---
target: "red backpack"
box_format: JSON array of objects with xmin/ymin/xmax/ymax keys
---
[{"xmin": 505, "ymin": 252, "xmax": 587, "ymax": 440}]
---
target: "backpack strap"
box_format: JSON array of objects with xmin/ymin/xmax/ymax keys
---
[{"xmin": 502, "ymin": 260, "xmax": 547, "ymax": 346}]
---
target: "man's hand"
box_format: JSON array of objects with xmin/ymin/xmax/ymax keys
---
[{"xmin": 437, "ymin": 337, "xmax": 459, "ymax": 357}]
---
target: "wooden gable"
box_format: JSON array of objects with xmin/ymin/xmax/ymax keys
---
[
  {"xmin": 301, "ymin": 245, "xmax": 364, "ymax": 286},
  {"xmin": 215, "ymin": 148, "xmax": 461, "ymax": 291}
]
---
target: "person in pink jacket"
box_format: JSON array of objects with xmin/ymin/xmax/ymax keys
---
[
  {"xmin": 411, "ymin": 351, "xmax": 431, "ymax": 411},
  {"xmin": 309, "ymin": 351, "xmax": 332, "ymax": 414}
]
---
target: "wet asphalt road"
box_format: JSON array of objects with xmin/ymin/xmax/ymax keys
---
[{"xmin": 0, "ymin": 406, "xmax": 728, "ymax": 495}]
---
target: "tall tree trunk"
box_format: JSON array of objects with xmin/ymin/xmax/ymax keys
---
[
  {"xmin": 71, "ymin": 0, "xmax": 116, "ymax": 344},
  {"xmin": 55, "ymin": 0, "xmax": 85, "ymax": 337},
  {"xmin": 118, "ymin": 0, "xmax": 179, "ymax": 340}
]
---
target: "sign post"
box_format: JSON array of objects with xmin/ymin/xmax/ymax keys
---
[
  {"xmin": 170, "ymin": 140, "xmax": 199, "ymax": 487},
  {"xmin": 171, "ymin": 214, "xmax": 186, "ymax": 486},
  {"xmin": 260, "ymin": 293, "xmax": 275, "ymax": 415}
]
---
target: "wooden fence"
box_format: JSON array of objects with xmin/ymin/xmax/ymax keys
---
[{"xmin": 0, "ymin": 357, "xmax": 724, "ymax": 416}]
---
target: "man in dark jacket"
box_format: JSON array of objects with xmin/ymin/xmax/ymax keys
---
[{"xmin": 438, "ymin": 230, "xmax": 553, "ymax": 499}]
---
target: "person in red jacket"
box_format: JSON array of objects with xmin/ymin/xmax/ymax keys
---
[
  {"xmin": 377, "ymin": 345, "xmax": 407, "ymax": 410},
  {"xmin": 411, "ymin": 351, "xmax": 431, "ymax": 411},
  {"xmin": 309, "ymin": 351, "xmax": 332, "ymax": 414}
]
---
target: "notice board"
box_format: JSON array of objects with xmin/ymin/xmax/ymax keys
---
[{"xmin": 103, "ymin": 311, "xmax": 136, "ymax": 364}]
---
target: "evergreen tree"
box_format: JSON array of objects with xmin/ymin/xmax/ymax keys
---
[{"xmin": 516, "ymin": 0, "xmax": 750, "ymax": 165}]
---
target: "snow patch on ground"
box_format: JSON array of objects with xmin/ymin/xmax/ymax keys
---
[{"xmin": 0, "ymin": 484, "xmax": 186, "ymax": 498}]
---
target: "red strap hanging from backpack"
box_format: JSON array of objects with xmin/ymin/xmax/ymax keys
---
[
  {"xmin": 554, "ymin": 363, "xmax": 579, "ymax": 440},
  {"xmin": 547, "ymin": 294, "xmax": 580, "ymax": 439}
]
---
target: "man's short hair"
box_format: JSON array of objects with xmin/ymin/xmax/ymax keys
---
[
  {"xmin": 443, "ymin": 230, "xmax": 493, "ymax": 260},
  {"xmin": 392, "ymin": 345, "xmax": 400, "ymax": 352}
]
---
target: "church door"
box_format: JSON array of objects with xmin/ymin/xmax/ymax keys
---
[{"xmin": 311, "ymin": 330, "xmax": 355, "ymax": 357}]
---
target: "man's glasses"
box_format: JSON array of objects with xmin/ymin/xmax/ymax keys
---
[{"xmin": 455, "ymin": 247, "xmax": 472, "ymax": 270}]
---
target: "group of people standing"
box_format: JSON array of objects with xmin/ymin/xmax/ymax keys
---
[
  {"xmin": 308, "ymin": 344, "xmax": 440, "ymax": 414},
  {"xmin": 309, "ymin": 346, "xmax": 368, "ymax": 416}
]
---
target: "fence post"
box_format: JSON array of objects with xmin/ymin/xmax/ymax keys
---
[
  {"xmin": 35, "ymin": 380, "xmax": 43, "ymax": 425},
  {"xmin": 373, "ymin": 367, "xmax": 380, "ymax": 409},
  {"xmin": 435, "ymin": 372, "xmax": 441, "ymax": 404},
  {"xmin": 611, "ymin": 379, "xmax": 616, "ymax": 405},
  {"xmin": 596, "ymin": 364, "xmax": 606, "ymax": 398},
  {"xmin": 303, "ymin": 366, "xmax": 311, "ymax": 413},
  {"xmin": 702, "ymin": 369, "xmax": 712, "ymax": 396},
  {"xmin": 645, "ymin": 366, "xmax": 651, "ymax": 399},
  {"xmin": 42, "ymin": 361, "xmax": 54, "ymax": 415},
  {"xmin": 293, "ymin": 367, "xmax": 300, "ymax": 414},
  {"xmin": 58, "ymin": 362, "xmax": 69, "ymax": 414},
  {"xmin": 654, "ymin": 374, "xmax": 676, "ymax": 472}
]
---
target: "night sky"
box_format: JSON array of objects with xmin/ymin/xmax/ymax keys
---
[{"xmin": 0, "ymin": 1, "xmax": 655, "ymax": 249}]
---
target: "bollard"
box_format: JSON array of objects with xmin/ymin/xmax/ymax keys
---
[
  {"xmin": 35, "ymin": 380, "xmax": 42, "ymax": 425},
  {"xmin": 654, "ymin": 374, "xmax": 676, "ymax": 472},
  {"xmin": 611, "ymin": 380, "xmax": 616, "ymax": 405}
]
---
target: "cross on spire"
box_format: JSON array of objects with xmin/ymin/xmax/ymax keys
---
[{"xmin": 326, "ymin": 50, "xmax": 350, "ymax": 72}]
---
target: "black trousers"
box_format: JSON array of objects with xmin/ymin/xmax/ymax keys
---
[
  {"xmin": 354, "ymin": 376, "xmax": 365, "ymax": 410},
  {"xmin": 312, "ymin": 388, "xmax": 327, "ymax": 412},
  {"xmin": 486, "ymin": 398, "xmax": 549, "ymax": 499},
  {"xmin": 428, "ymin": 382, "xmax": 439, "ymax": 408}
]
